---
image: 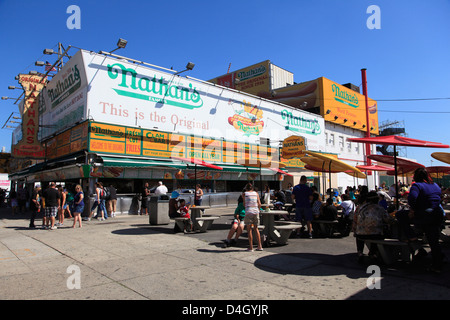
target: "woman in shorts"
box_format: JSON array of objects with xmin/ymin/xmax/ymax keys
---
[{"xmin": 72, "ymin": 185, "xmax": 84, "ymax": 228}]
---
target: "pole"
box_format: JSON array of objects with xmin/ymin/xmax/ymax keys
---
[
  {"xmin": 361, "ymin": 69, "xmax": 372, "ymax": 176},
  {"xmin": 328, "ymin": 162, "xmax": 332, "ymax": 200},
  {"xmin": 394, "ymin": 145, "xmax": 399, "ymax": 210}
]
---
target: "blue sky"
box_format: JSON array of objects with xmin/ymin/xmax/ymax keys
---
[{"xmin": 0, "ymin": 0, "xmax": 449, "ymax": 167}]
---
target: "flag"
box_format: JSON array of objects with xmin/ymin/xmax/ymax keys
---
[{"xmin": 45, "ymin": 61, "xmax": 56, "ymax": 72}]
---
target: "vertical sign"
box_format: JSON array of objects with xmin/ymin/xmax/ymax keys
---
[{"xmin": 12, "ymin": 74, "xmax": 47, "ymax": 158}]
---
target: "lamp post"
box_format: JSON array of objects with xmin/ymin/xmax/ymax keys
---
[
  {"xmin": 174, "ymin": 62, "xmax": 195, "ymax": 75},
  {"xmin": 361, "ymin": 68, "xmax": 372, "ymax": 176}
]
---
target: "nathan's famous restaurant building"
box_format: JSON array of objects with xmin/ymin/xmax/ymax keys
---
[{"xmin": 9, "ymin": 49, "xmax": 378, "ymax": 215}]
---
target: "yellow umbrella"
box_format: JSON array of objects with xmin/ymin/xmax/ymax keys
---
[
  {"xmin": 301, "ymin": 150, "xmax": 366, "ymax": 197},
  {"xmin": 302, "ymin": 151, "xmax": 365, "ymax": 177},
  {"xmin": 431, "ymin": 152, "xmax": 450, "ymax": 165},
  {"xmin": 237, "ymin": 158, "xmax": 286, "ymax": 197}
]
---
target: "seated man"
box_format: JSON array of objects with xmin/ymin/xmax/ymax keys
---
[
  {"xmin": 320, "ymin": 198, "xmax": 338, "ymax": 221},
  {"xmin": 337, "ymin": 194, "xmax": 355, "ymax": 236},
  {"xmin": 273, "ymin": 189, "xmax": 286, "ymax": 209}
]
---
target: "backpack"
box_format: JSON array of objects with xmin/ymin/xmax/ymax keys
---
[{"xmin": 102, "ymin": 187, "xmax": 111, "ymax": 200}]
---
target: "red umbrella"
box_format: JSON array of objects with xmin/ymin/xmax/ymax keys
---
[
  {"xmin": 425, "ymin": 166, "xmax": 450, "ymax": 184},
  {"xmin": 356, "ymin": 164, "xmax": 393, "ymax": 171},
  {"xmin": 348, "ymin": 135, "xmax": 450, "ymax": 148},
  {"xmin": 171, "ymin": 156, "xmax": 224, "ymax": 170},
  {"xmin": 269, "ymin": 167, "xmax": 293, "ymax": 176},
  {"xmin": 348, "ymin": 135, "xmax": 448, "ymax": 208},
  {"xmin": 171, "ymin": 157, "xmax": 223, "ymax": 190},
  {"xmin": 367, "ymin": 154, "xmax": 425, "ymax": 168},
  {"xmin": 386, "ymin": 166, "xmax": 417, "ymax": 175}
]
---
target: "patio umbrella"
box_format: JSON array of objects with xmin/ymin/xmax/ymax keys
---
[
  {"xmin": 367, "ymin": 154, "xmax": 425, "ymax": 168},
  {"xmin": 171, "ymin": 156, "xmax": 223, "ymax": 192},
  {"xmin": 425, "ymin": 166, "xmax": 450, "ymax": 185},
  {"xmin": 356, "ymin": 164, "xmax": 393, "ymax": 187},
  {"xmin": 239, "ymin": 159, "xmax": 286, "ymax": 198},
  {"xmin": 431, "ymin": 152, "xmax": 450, "ymax": 165},
  {"xmin": 301, "ymin": 150, "xmax": 365, "ymax": 198},
  {"xmin": 356, "ymin": 164, "xmax": 393, "ymax": 172},
  {"xmin": 348, "ymin": 135, "xmax": 449, "ymax": 208}
]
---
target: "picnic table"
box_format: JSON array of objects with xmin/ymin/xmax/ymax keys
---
[
  {"xmin": 260, "ymin": 210, "xmax": 298, "ymax": 245},
  {"xmin": 189, "ymin": 205, "xmax": 219, "ymax": 232}
]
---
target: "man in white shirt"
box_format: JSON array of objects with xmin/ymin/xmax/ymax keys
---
[{"xmin": 155, "ymin": 181, "xmax": 168, "ymax": 195}]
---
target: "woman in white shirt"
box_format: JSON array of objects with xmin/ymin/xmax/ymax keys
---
[{"xmin": 243, "ymin": 183, "xmax": 263, "ymax": 252}]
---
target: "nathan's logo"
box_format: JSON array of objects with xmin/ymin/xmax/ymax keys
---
[
  {"xmin": 281, "ymin": 109, "xmax": 321, "ymax": 135},
  {"xmin": 237, "ymin": 65, "xmax": 267, "ymax": 81},
  {"xmin": 48, "ymin": 64, "xmax": 81, "ymax": 109},
  {"xmin": 228, "ymin": 100, "xmax": 264, "ymax": 136},
  {"xmin": 107, "ymin": 63, "xmax": 203, "ymax": 110},
  {"xmin": 331, "ymin": 84, "xmax": 359, "ymax": 108}
]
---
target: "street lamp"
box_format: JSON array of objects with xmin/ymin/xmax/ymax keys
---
[
  {"xmin": 174, "ymin": 62, "xmax": 195, "ymax": 75},
  {"xmin": 110, "ymin": 38, "xmax": 128, "ymax": 53},
  {"xmin": 43, "ymin": 48, "xmax": 55, "ymax": 55}
]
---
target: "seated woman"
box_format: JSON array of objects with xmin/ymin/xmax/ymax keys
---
[
  {"xmin": 311, "ymin": 192, "xmax": 323, "ymax": 220},
  {"xmin": 223, "ymin": 195, "xmax": 246, "ymax": 247},
  {"xmin": 169, "ymin": 191, "xmax": 180, "ymax": 219},
  {"xmin": 353, "ymin": 191, "xmax": 395, "ymax": 262}
]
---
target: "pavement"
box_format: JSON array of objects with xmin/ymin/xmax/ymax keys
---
[{"xmin": 1, "ymin": 204, "xmax": 450, "ymax": 305}]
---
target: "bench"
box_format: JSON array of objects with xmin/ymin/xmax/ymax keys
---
[
  {"xmin": 274, "ymin": 221, "xmax": 302, "ymax": 226},
  {"xmin": 363, "ymin": 238, "xmax": 424, "ymax": 265},
  {"xmin": 174, "ymin": 217, "xmax": 190, "ymax": 233},
  {"xmin": 312, "ymin": 220, "xmax": 339, "ymax": 237},
  {"xmin": 273, "ymin": 225, "xmax": 298, "ymax": 245},
  {"xmin": 193, "ymin": 216, "xmax": 219, "ymax": 232},
  {"xmin": 249, "ymin": 225, "xmax": 266, "ymax": 245}
]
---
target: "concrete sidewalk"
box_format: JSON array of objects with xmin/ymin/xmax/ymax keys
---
[{"xmin": 0, "ymin": 205, "xmax": 449, "ymax": 301}]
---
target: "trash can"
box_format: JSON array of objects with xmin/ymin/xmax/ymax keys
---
[{"xmin": 149, "ymin": 194, "xmax": 170, "ymax": 225}]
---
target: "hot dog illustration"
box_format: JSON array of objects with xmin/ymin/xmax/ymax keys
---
[
  {"xmin": 187, "ymin": 171, "xmax": 206, "ymax": 179},
  {"xmin": 368, "ymin": 103, "xmax": 377, "ymax": 114},
  {"xmin": 228, "ymin": 114, "xmax": 264, "ymax": 132}
]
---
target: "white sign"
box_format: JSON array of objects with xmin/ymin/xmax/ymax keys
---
[
  {"xmin": 81, "ymin": 50, "xmax": 325, "ymax": 150},
  {"xmin": 40, "ymin": 50, "xmax": 88, "ymax": 139}
]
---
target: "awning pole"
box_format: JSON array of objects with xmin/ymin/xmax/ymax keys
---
[{"xmin": 394, "ymin": 145, "xmax": 399, "ymax": 210}]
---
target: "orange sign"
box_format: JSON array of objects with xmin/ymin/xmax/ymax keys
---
[
  {"xmin": 320, "ymin": 77, "xmax": 379, "ymax": 134},
  {"xmin": 282, "ymin": 135, "xmax": 306, "ymax": 159},
  {"xmin": 12, "ymin": 74, "xmax": 47, "ymax": 158}
]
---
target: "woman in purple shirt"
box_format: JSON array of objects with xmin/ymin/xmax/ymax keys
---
[{"xmin": 408, "ymin": 168, "xmax": 446, "ymax": 273}]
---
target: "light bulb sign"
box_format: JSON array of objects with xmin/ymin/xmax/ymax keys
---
[{"xmin": 12, "ymin": 74, "xmax": 47, "ymax": 158}]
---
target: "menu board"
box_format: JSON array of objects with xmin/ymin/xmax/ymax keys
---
[{"xmin": 88, "ymin": 121, "xmax": 278, "ymax": 165}]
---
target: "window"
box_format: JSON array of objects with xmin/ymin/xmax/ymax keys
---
[
  {"xmin": 338, "ymin": 136, "xmax": 344, "ymax": 151},
  {"xmin": 347, "ymin": 141, "xmax": 352, "ymax": 153},
  {"xmin": 355, "ymin": 143, "xmax": 360, "ymax": 154},
  {"xmin": 329, "ymin": 134, "xmax": 335, "ymax": 146},
  {"xmin": 325, "ymin": 133, "xmax": 329, "ymax": 145}
]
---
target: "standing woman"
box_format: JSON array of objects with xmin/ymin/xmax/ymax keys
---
[
  {"xmin": 57, "ymin": 186, "xmax": 66, "ymax": 227},
  {"xmin": 408, "ymin": 168, "xmax": 446, "ymax": 273},
  {"xmin": 72, "ymin": 185, "xmax": 84, "ymax": 228},
  {"xmin": 194, "ymin": 184, "xmax": 203, "ymax": 207},
  {"xmin": 243, "ymin": 183, "xmax": 263, "ymax": 252}
]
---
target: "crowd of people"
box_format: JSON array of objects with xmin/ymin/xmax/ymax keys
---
[
  {"xmin": 3, "ymin": 169, "xmax": 449, "ymax": 272},
  {"xmin": 216, "ymin": 169, "xmax": 447, "ymax": 272},
  {"xmin": 22, "ymin": 181, "xmax": 118, "ymax": 229}
]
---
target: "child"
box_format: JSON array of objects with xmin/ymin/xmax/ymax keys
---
[{"xmin": 179, "ymin": 199, "xmax": 193, "ymax": 233}]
